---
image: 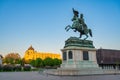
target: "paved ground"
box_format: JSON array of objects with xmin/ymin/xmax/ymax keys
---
[{"xmin": 0, "ymin": 71, "xmax": 120, "ymax": 80}]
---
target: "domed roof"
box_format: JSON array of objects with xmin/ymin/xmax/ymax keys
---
[{"xmin": 28, "ymin": 45, "xmax": 34, "ymax": 50}]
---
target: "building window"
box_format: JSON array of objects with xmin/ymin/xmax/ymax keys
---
[
  {"xmin": 27, "ymin": 52, "xmax": 29, "ymax": 55},
  {"xmin": 63, "ymin": 52, "xmax": 67, "ymax": 60},
  {"xmin": 83, "ymin": 51, "xmax": 89, "ymax": 60},
  {"xmin": 68, "ymin": 51, "xmax": 73, "ymax": 59}
]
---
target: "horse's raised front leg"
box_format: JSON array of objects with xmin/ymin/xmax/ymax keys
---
[
  {"xmin": 65, "ymin": 25, "xmax": 68, "ymax": 30},
  {"xmin": 65, "ymin": 25, "xmax": 71, "ymax": 31}
]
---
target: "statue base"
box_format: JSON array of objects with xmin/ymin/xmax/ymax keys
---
[
  {"xmin": 58, "ymin": 47, "xmax": 103, "ymax": 75},
  {"xmin": 45, "ymin": 37, "xmax": 103, "ymax": 75},
  {"xmin": 45, "ymin": 68, "xmax": 103, "ymax": 75},
  {"xmin": 64, "ymin": 37, "xmax": 95, "ymax": 48}
]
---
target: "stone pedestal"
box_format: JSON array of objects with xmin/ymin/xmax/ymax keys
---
[
  {"xmin": 56, "ymin": 37, "xmax": 103, "ymax": 75},
  {"xmin": 61, "ymin": 47, "xmax": 98, "ymax": 69},
  {"xmin": 45, "ymin": 37, "xmax": 103, "ymax": 75}
]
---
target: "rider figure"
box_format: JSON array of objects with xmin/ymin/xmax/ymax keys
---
[
  {"xmin": 72, "ymin": 8, "xmax": 79, "ymax": 17},
  {"xmin": 72, "ymin": 8, "xmax": 80, "ymax": 32},
  {"xmin": 79, "ymin": 14, "xmax": 88, "ymax": 31},
  {"xmin": 72, "ymin": 9, "xmax": 88, "ymax": 32}
]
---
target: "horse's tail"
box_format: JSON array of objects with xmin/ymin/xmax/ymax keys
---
[{"xmin": 89, "ymin": 29, "xmax": 92, "ymax": 37}]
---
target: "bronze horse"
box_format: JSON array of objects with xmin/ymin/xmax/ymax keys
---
[{"xmin": 65, "ymin": 8, "xmax": 92, "ymax": 40}]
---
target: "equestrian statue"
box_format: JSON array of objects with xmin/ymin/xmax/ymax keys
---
[{"xmin": 65, "ymin": 8, "xmax": 92, "ymax": 40}]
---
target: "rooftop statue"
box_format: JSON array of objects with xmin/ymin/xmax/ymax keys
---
[{"xmin": 65, "ymin": 8, "xmax": 92, "ymax": 40}]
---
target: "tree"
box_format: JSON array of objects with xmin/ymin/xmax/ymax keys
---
[
  {"xmin": 53, "ymin": 58, "xmax": 62, "ymax": 66},
  {"xmin": 43, "ymin": 57, "xmax": 54, "ymax": 66},
  {"xmin": 30, "ymin": 58, "xmax": 43, "ymax": 67},
  {"xmin": 35, "ymin": 58, "xmax": 43, "ymax": 67},
  {"xmin": 4, "ymin": 53, "xmax": 21, "ymax": 64},
  {"xmin": 30, "ymin": 58, "xmax": 62, "ymax": 68},
  {"xmin": 30, "ymin": 60, "xmax": 36, "ymax": 67},
  {"xmin": 15, "ymin": 59, "xmax": 22, "ymax": 64},
  {"xmin": 8, "ymin": 58, "xmax": 14, "ymax": 64},
  {"xmin": 21, "ymin": 58, "xmax": 25, "ymax": 66},
  {"xmin": 4, "ymin": 57, "xmax": 14, "ymax": 64}
]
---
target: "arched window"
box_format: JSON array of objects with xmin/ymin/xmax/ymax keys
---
[
  {"xmin": 83, "ymin": 51, "xmax": 89, "ymax": 60},
  {"xmin": 63, "ymin": 52, "xmax": 67, "ymax": 60},
  {"xmin": 68, "ymin": 51, "xmax": 73, "ymax": 59}
]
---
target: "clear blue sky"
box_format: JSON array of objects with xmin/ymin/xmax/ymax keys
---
[{"xmin": 0, "ymin": 0, "xmax": 120, "ymax": 57}]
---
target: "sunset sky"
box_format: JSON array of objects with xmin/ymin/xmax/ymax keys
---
[{"xmin": 0, "ymin": 0, "xmax": 120, "ymax": 57}]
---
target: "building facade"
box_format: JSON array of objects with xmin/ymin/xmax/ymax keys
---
[
  {"xmin": 24, "ymin": 46, "xmax": 61, "ymax": 62},
  {"xmin": 96, "ymin": 49, "xmax": 120, "ymax": 70}
]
